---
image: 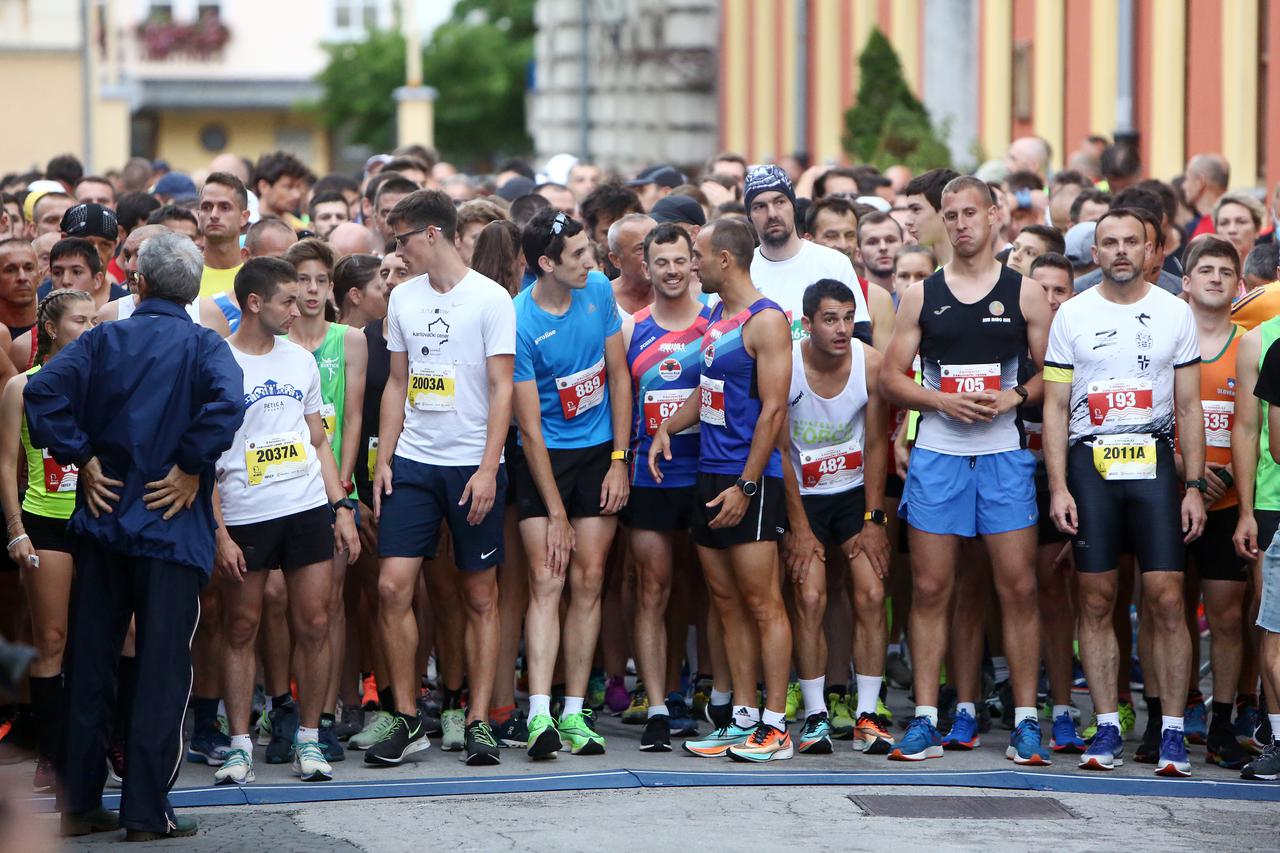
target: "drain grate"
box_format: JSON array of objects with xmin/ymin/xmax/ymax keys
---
[{"xmin": 848, "ymin": 794, "xmax": 1076, "ymax": 820}]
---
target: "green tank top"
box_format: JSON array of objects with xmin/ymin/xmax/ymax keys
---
[
  {"xmin": 1256, "ymin": 317, "xmax": 1280, "ymax": 510},
  {"xmin": 313, "ymin": 323, "xmax": 348, "ymax": 466},
  {"xmin": 20, "ymin": 365, "xmax": 77, "ymax": 519}
]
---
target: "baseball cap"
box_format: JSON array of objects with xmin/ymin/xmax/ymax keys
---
[
  {"xmin": 496, "ymin": 176, "xmax": 536, "ymax": 202},
  {"xmin": 650, "ymin": 194, "xmax": 706, "ymax": 227},
  {"xmin": 627, "ymin": 165, "xmax": 687, "ymax": 189},
  {"xmin": 1063, "ymin": 221, "xmax": 1097, "ymax": 269},
  {"xmin": 153, "ymin": 172, "xmax": 198, "ymax": 201},
  {"xmin": 60, "ymin": 203, "xmax": 119, "ymax": 240}
]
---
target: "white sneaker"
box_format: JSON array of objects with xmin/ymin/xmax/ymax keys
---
[
  {"xmin": 292, "ymin": 740, "xmax": 332, "ymax": 782},
  {"xmin": 213, "ymin": 748, "xmax": 255, "ymax": 785},
  {"xmin": 441, "ymin": 709, "xmax": 465, "ymax": 751}
]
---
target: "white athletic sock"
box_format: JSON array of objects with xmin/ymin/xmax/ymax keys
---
[
  {"xmin": 956, "ymin": 701, "xmax": 977, "ymax": 719},
  {"xmin": 761, "ymin": 709, "xmax": 786, "ymax": 732},
  {"xmin": 648, "ymin": 704, "xmax": 669, "ymax": 719},
  {"xmin": 915, "ymin": 705, "xmax": 939, "ymax": 727},
  {"xmin": 229, "ymin": 734, "xmax": 252, "ymax": 753},
  {"xmin": 560, "ymin": 696, "xmax": 584, "ymax": 718},
  {"xmin": 217, "ymin": 700, "xmax": 227, "ymax": 719},
  {"xmin": 528, "ymin": 694, "xmax": 551, "ymax": 719},
  {"xmin": 1161, "ymin": 715, "xmax": 1184, "ymax": 733},
  {"xmin": 1269, "ymin": 714, "xmax": 1280, "ymax": 741},
  {"xmin": 710, "ymin": 688, "xmax": 733, "ymax": 706},
  {"xmin": 799, "ymin": 677, "xmax": 826, "ymax": 720},
  {"xmin": 295, "ymin": 726, "xmax": 319, "ymax": 744},
  {"xmin": 854, "ymin": 674, "xmax": 882, "ymax": 717},
  {"xmin": 1052, "ymin": 704, "xmax": 1073, "ymax": 720},
  {"xmin": 1096, "ymin": 711, "xmax": 1121, "ymax": 729},
  {"xmin": 992, "ymin": 656, "xmax": 1010, "ymax": 683},
  {"xmin": 733, "ymin": 705, "xmax": 760, "ymax": 728},
  {"xmin": 1014, "ymin": 706, "xmax": 1037, "ymax": 725}
]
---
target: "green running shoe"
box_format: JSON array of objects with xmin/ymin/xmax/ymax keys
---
[
  {"xmin": 527, "ymin": 713, "xmax": 561, "ymax": 760},
  {"xmin": 622, "ymin": 689, "xmax": 649, "ymax": 725},
  {"xmin": 682, "ymin": 722, "xmax": 755, "ymax": 757},
  {"xmin": 876, "ymin": 696, "xmax": 894, "ymax": 724},
  {"xmin": 559, "ymin": 711, "xmax": 606, "ymax": 755},
  {"xmin": 256, "ymin": 708, "xmax": 272, "ymax": 746},
  {"xmin": 587, "ymin": 669, "xmax": 607, "ymax": 711},
  {"xmin": 828, "ymin": 693, "xmax": 855, "ymax": 740},
  {"xmin": 349, "ymin": 709, "xmax": 395, "ymax": 750},
  {"xmin": 784, "ymin": 682, "xmax": 801, "ymax": 722},
  {"xmin": 441, "ymin": 708, "xmax": 465, "ymax": 751},
  {"xmin": 1118, "ymin": 701, "xmax": 1136, "ymax": 737}
]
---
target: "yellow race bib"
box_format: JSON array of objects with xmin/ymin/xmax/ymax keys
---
[
  {"xmin": 1091, "ymin": 434, "xmax": 1157, "ymax": 481},
  {"xmin": 409, "ymin": 364, "xmax": 456, "ymax": 411},
  {"xmin": 245, "ymin": 432, "xmax": 307, "ymax": 487},
  {"xmin": 367, "ymin": 436, "xmax": 379, "ymax": 481}
]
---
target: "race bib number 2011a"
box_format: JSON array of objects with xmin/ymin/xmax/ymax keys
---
[{"xmin": 1091, "ymin": 433, "xmax": 1156, "ymax": 481}]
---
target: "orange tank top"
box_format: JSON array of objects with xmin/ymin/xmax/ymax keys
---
[{"xmin": 1198, "ymin": 324, "xmax": 1242, "ymax": 510}]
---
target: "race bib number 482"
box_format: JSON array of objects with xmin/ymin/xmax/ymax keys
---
[
  {"xmin": 800, "ymin": 439, "xmax": 863, "ymax": 490},
  {"xmin": 555, "ymin": 357, "xmax": 606, "ymax": 420},
  {"xmin": 1087, "ymin": 379, "xmax": 1153, "ymax": 428}
]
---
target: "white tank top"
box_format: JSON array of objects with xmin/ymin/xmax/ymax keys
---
[
  {"xmin": 116, "ymin": 294, "xmax": 203, "ymax": 325},
  {"xmin": 787, "ymin": 339, "xmax": 868, "ymax": 496}
]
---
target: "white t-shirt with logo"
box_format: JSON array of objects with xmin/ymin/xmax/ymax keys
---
[
  {"xmin": 386, "ymin": 270, "xmax": 517, "ymax": 467},
  {"xmin": 750, "ymin": 240, "xmax": 871, "ymax": 341},
  {"xmin": 216, "ymin": 338, "xmax": 328, "ymax": 525}
]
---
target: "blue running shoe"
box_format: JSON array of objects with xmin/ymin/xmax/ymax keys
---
[
  {"xmin": 942, "ymin": 709, "xmax": 980, "ymax": 750},
  {"xmin": 1129, "ymin": 657, "xmax": 1144, "ymax": 692},
  {"xmin": 1005, "ymin": 718, "xmax": 1051, "ymax": 766},
  {"xmin": 888, "ymin": 716, "xmax": 943, "ymax": 761},
  {"xmin": 1235, "ymin": 703, "xmax": 1263, "ymax": 752},
  {"xmin": 1155, "ymin": 728, "xmax": 1191, "ymax": 777},
  {"xmin": 666, "ymin": 692, "xmax": 699, "ymax": 737},
  {"xmin": 1183, "ymin": 698, "xmax": 1208, "ymax": 746},
  {"xmin": 1079, "ymin": 722, "xmax": 1123, "ymax": 770},
  {"xmin": 187, "ymin": 725, "xmax": 231, "ymax": 766},
  {"xmin": 1050, "ymin": 711, "xmax": 1085, "ymax": 754},
  {"xmin": 1071, "ymin": 659, "xmax": 1088, "ymax": 694}
]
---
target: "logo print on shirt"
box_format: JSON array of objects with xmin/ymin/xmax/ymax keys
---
[
  {"xmin": 1137, "ymin": 355, "xmax": 1151, "ymax": 371},
  {"xmin": 658, "ymin": 358, "xmax": 682, "ymax": 381},
  {"xmin": 1135, "ymin": 312, "xmax": 1151, "ymax": 327},
  {"xmin": 427, "ymin": 316, "xmax": 450, "ymax": 344},
  {"xmin": 703, "ymin": 344, "xmax": 715, "ymax": 367},
  {"xmin": 933, "ymin": 305, "xmax": 951, "ymax": 316},
  {"xmin": 244, "ymin": 379, "xmax": 304, "ymax": 408},
  {"xmin": 988, "ymin": 300, "xmax": 1004, "ymax": 317},
  {"xmin": 1092, "ymin": 329, "xmax": 1117, "ymax": 350},
  {"xmin": 1136, "ymin": 332, "xmax": 1152, "ymax": 350},
  {"xmin": 319, "ymin": 355, "xmax": 339, "ymax": 381}
]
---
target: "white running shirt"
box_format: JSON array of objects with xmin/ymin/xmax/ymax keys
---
[
  {"xmin": 787, "ymin": 339, "xmax": 869, "ymax": 495},
  {"xmin": 750, "ymin": 240, "xmax": 871, "ymax": 341}
]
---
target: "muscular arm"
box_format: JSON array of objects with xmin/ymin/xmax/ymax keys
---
[
  {"xmin": 1043, "ymin": 379, "xmax": 1072, "ymax": 495},
  {"xmin": 862, "ymin": 344, "xmax": 888, "ymax": 512},
  {"xmin": 878, "ymin": 282, "xmax": 935, "ymax": 411},
  {"xmin": 339, "ymin": 327, "xmax": 367, "ymax": 486},
  {"xmin": 199, "ymin": 297, "xmax": 232, "ymax": 337},
  {"xmin": 741, "ymin": 309, "xmax": 792, "ymax": 482},
  {"xmin": 1174, "ymin": 363, "xmax": 1205, "ymax": 482},
  {"xmin": 1234, "ymin": 330, "xmax": 1262, "ymax": 516},
  {"xmin": 1018, "ymin": 276, "xmax": 1050, "ymax": 406},
  {"xmin": 604, "ymin": 331, "xmax": 632, "ymax": 456},
  {"xmin": 0, "ymin": 377, "xmax": 26, "ymax": 542},
  {"xmin": 867, "ymin": 285, "xmax": 895, "ymax": 353}
]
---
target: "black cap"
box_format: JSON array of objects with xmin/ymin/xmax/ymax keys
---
[
  {"xmin": 650, "ymin": 194, "xmax": 705, "ymax": 227},
  {"xmin": 60, "ymin": 203, "xmax": 119, "ymax": 241},
  {"xmin": 496, "ymin": 176, "xmax": 536, "ymax": 202},
  {"xmin": 627, "ymin": 165, "xmax": 687, "ymax": 189}
]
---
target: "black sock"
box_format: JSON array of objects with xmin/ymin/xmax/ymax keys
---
[
  {"xmin": 1211, "ymin": 701, "xmax": 1234, "ymax": 731},
  {"xmin": 320, "ymin": 712, "xmax": 335, "ymax": 726},
  {"xmin": 695, "ymin": 673, "xmax": 712, "ymax": 683},
  {"xmin": 28, "ymin": 674, "xmax": 63, "ymax": 760},
  {"xmin": 443, "ymin": 687, "xmax": 464, "ymax": 711},
  {"xmin": 112, "ymin": 656, "xmax": 138, "ymax": 746},
  {"xmin": 550, "ymin": 683, "xmax": 566, "ymax": 700},
  {"xmin": 1238, "ymin": 692, "xmax": 1258, "ymax": 710},
  {"xmin": 828, "ymin": 684, "xmax": 848, "ymax": 697},
  {"xmin": 273, "ymin": 692, "xmax": 293, "ymax": 711},
  {"xmin": 1144, "ymin": 696, "xmax": 1162, "ymax": 732},
  {"xmin": 378, "ymin": 687, "xmax": 393, "ymax": 711},
  {"xmin": 192, "ymin": 696, "xmax": 219, "ymax": 732}
]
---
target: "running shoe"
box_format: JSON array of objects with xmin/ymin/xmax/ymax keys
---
[
  {"xmin": 1251, "ymin": 716, "xmax": 1273, "ymax": 753},
  {"xmin": 666, "ymin": 692, "xmax": 698, "ymax": 736},
  {"xmin": 876, "ymin": 696, "xmax": 894, "ymax": 725},
  {"xmin": 604, "ymin": 676, "xmax": 630, "ymax": 714},
  {"xmin": 1079, "ymin": 723, "xmax": 1124, "ymax": 770},
  {"xmin": 493, "ymin": 709, "xmax": 529, "ymax": 748},
  {"xmin": 1154, "ymin": 728, "xmax": 1191, "ymax": 777},
  {"xmin": 1118, "ymin": 700, "xmax": 1136, "ymax": 737},
  {"xmin": 33, "ymin": 756, "xmax": 56, "ymax": 793},
  {"xmin": 797, "ymin": 712, "xmax": 833, "ymax": 754},
  {"xmin": 1129, "ymin": 657, "xmax": 1144, "ymax": 692},
  {"xmin": 691, "ymin": 677, "xmax": 713, "ymax": 719},
  {"xmin": 828, "ymin": 693, "xmax": 855, "ymax": 739},
  {"xmin": 559, "ymin": 711, "xmax": 606, "ymax": 755},
  {"xmin": 641, "ymin": 714, "xmax": 672, "ymax": 752},
  {"xmin": 440, "ymin": 708, "xmax": 465, "ymax": 751},
  {"xmin": 885, "ymin": 649, "xmax": 913, "ymax": 691},
  {"xmin": 1206, "ymin": 725, "xmax": 1252, "ymax": 770},
  {"xmin": 682, "ymin": 723, "xmax": 754, "ymax": 758},
  {"xmin": 784, "ymin": 682, "xmax": 801, "ymax": 723},
  {"xmin": 526, "ymin": 713, "xmax": 560, "ymax": 760},
  {"xmin": 186, "ymin": 725, "xmax": 231, "ymax": 766},
  {"xmin": 213, "ymin": 747, "xmax": 254, "ymax": 785},
  {"xmin": 256, "ymin": 708, "xmax": 272, "ymax": 746},
  {"xmin": 106, "ymin": 744, "xmax": 124, "ymax": 787},
  {"xmin": 622, "ymin": 690, "xmax": 649, "ymax": 724},
  {"xmin": 728, "ymin": 723, "xmax": 794, "ymax": 762},
  {"xmin": 319, "ymin": 715, "xmax": 345, "ymax": 762},
  {"xmin": 349, "ymin": 709, "xmax": 395, "ymax": 750},
  {"xmin": 293, "ymin": 740, "xmax": 333, "ymax": 782},
  {"xmin": 853, "ymin": 712, "xmax": 893, "ymax": 755},
  {"xmin": 587, "ymin": 670, "xmax": 607, "ymax": 711},
  {"xmin": 1050, "ymin": 711, "xmax": 1086, "ymax": 754},
  {"xmin": 1006, "ymin": 719, "xmax": 1051, "ymax": 766},
  {"xmin": 361, "ymin": 673, "xmax": 379, "ymax": 710},
  {"xmin": 464, "ymin": 720, "xmax": 501, "ymax": 766},
  {"xmin": 1134, "ymin": 723, "xmax": 1161, "ymax": 764},
  {"xmin": 335, "ymin": 705, "xmax": 363, "ymax": 740},
  {"xmin": 264, "ymin": 703, "xmax": 299, "ymax": 764},
  {"xmin": 364, "ymin": 714, "xmax": 429, "ymax": 766},
  {"xmin": 1236, "ymin": 703, "xmax": 1264, "ymax": 751},
  {"xmin": 1242, "ymin": 740, "xmax": 1280, "ymax": 780},
  {"xmin": 705, "ymin": 701, "xmax": 733, "ymax": 730},
  {"xmin": 1071, "ymin": 659, "xmax": 1088, "ymax": 694},
  {"xmin": 1183, "ymin": 697, "xmax": 1208, "ymax": 746},
  {"xmin": 942, "ymin": 709, "xmax": 980, "ymax": 750},
  {"xmin": 889, "ymin": 716, "xmax": 943, "ymax": 762}
]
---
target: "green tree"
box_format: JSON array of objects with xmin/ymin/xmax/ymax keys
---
[
  {"xmin": 842, "ymin": 28, "xmax": 951, "ymax": 172},
  {"xmin": 312, "ymin": 0, "xmax": 534, "ymax": 166}
]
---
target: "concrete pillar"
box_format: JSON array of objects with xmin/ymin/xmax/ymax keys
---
[{"xmin": 394, "ymin": 85, "xmax": 437, "ymax": 149}]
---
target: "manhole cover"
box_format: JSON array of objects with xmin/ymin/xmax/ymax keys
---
[{"xmin": 848, "ymin": 795, "xmax": 1075, "ymax": 820}]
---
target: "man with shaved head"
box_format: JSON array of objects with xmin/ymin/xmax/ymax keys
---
[
  {"xmin": 1006, "ymin": 137, "xmax": 1052, "ymax": 181},
  {"xmin": 1183, "ymin": 153, "xmax": 1231, "ymax": 242},
  {"xmin": 328, "ymin": 221, "xmax": 381, "ymax": 259}
]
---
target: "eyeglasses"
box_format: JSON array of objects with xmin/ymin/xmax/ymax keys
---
[{"xmin": 392, "ymin": 225, "xmax": 432, "ymax": 248}]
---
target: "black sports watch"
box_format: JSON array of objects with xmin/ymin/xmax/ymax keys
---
[
  {"xmin": 332, "ymin": 497, "xmax": 358, "ymax": 513},
  {"xmin": 735, "ymin": 478, "xmax": 758, "ymax": 497},
  {"xmin": 1184, "ymin": 478, "xmax": 1208, "ymax": 494},
  {"xmin": 864, "ymin": 509, "xmax": 888, "ymax": 526},
  {"xmin": 1012, "ymin": 384, "xmax": 1029, "ymax": 403}
]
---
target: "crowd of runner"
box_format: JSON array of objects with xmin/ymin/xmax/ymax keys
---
[{"xmin": 3, "ymin": 136, "xmax": 1280, "ymax": 837}]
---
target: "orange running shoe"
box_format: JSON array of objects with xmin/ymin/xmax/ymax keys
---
[
  {"xmin": 854, "ymin": 712, "xmax": 894, "ymax": 755},
  {"xmin": 361, "ymin": 673, "xmax": 378, "ymax": 710},
  {"xmin": 728, "ymin": 723, "xmax": 794, "ymax": 763}
]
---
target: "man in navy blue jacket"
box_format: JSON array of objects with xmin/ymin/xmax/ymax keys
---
[{"xmin": 25, "ymin": 231, "xmax": 243, "ymax": 841}]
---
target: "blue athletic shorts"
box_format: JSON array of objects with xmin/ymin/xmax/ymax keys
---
[
  {"xmin": 899, "ymin": 447, "xmax": 1037, "ymax": 538},
  {"xmin": 378, "ymin": 455, "xmax": 506, "ymax": 570},
  {"xmin": 1259, "ymin": 534, "xmax": 1280, "ymax": 633}
]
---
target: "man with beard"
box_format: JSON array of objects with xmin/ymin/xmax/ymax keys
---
[{"xmin": 805, "ymin": 198, "xmax": 895, "ymax": 350}]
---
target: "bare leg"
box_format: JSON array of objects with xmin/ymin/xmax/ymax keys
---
[{"xmin": 906, "ymin": 528, "xmax": 960, "ymax": 708}]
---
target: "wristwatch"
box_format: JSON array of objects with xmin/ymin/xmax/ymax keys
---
[
  {"xmin": 611, "ymin": 449, "xmax": 634, "ymax": 465},
  {"xmin": 332, "ymin": 497, "xmax": 358, "ymax": 513},
  {"xmin": 1012, "ymin": 384, "xmax": 1029, "ymax": 403},
  {"xmin": 735, "ymin": 477, "xmax": 758, "ymax": 497},
  {"xmin": 864, "ymin": 509, "xmax": 888, "ymax": 526},
  {"xmin": 1184, "ymin": 478, "xmax": 1208, "ymax": 494}
]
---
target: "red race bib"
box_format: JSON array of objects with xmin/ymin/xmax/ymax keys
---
[
  {"xmin": 555, "ymin": 357, "xmax": 606, "ymax": 420},
  {"xmin": 42, "ymin": 449, "xmax": 78, "ymax": 493},
  {"xmin": 799, "ymin": 439, "xmax": 863, "ymax": 490},
  {"xmin": 699, "ymin": 376, "xmax": 725, "ymax": 426},
  {"xmin": 643, "ymin": 389, "xmax": 696, "ymax": 436},
  {"xmin": 1087, "ymin": 379, "xmax": 1153, "ymax": 427},
  {"xmin": 940, "ymin": 363, "xmax": 1000, "ymax": 394}
]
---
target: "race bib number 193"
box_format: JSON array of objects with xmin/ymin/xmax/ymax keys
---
[{"xmin": 1088, "ymin": 379, "xmax": 1153, "ymax": 428}]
